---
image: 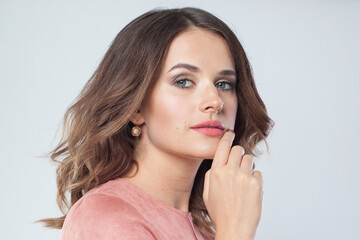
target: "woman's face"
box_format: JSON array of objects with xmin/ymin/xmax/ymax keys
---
[{"xmin": 138, "ymin": 28, "xmax": 238, "ymax": 160}]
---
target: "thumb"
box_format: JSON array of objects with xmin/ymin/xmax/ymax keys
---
[{"xmin": 203, "ymin": 170, "xmax": 211, "ymax": 203}]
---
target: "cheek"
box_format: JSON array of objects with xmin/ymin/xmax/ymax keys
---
[
  {"xmin": 147, "ymin": 91, "xmax": 190, "ymax": 132},
  {"xmin": 143, "ymin": 90, "xmax": 191, "ymax": 151},
  {"xmin": 224, "ymin": 95, "xmax": 238, "ymax": 128},
  {"xmin": 230, "ymin": 101, "xmax": 238, "ymax": 123}
]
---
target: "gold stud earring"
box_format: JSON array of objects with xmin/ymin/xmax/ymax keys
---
[{"xmin": 131, "ymin": 126, "xmax": 141, "ymax": 137}]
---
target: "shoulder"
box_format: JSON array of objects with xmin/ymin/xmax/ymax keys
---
[{"xmin": 61, "ymin": 193, "xmax": 156, "ymax": 240}]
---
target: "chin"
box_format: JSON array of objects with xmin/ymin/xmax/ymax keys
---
[
  {"xmin": 199, "ymin": 153, "xmax": 216, "ymax": 159},
  {"xmin": 189, "ymin": 145, "xmax": 218, "ymax": 159},
  {"xmin": 171, "ymin": 143, "xmax": 217, "ymax": 160}
]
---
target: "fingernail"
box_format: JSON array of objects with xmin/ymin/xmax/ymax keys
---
[{"xmin": 231, "ymin": 132, "xmax": 235, "ymax": 145}]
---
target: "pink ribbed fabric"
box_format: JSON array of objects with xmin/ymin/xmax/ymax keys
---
[{"xmin": 61, "ymin": 178, "xmax": 213, "ymax": 240}]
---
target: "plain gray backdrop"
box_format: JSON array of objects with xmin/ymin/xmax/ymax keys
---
[{"xmin": 1, "ymin": 0, "xmax": 359, "ymax": 239}]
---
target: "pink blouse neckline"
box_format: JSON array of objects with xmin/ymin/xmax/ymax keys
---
[{"xmin": 114, "ymin": 177, "xmax": 193, "ymax": 218}]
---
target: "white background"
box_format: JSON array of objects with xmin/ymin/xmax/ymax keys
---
[{"xmin": 1, "ymin": 0, "xmax": 359, "ymax": 239}]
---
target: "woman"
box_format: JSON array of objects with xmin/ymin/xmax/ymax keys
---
[{"xmin": 39, "ymin": 7, "xmax": 274, "ymax": 240}]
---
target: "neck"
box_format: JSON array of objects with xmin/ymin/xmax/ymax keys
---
[{"xmin": 124, "ymin": 140, "xmax": 203, "ymax": 212}]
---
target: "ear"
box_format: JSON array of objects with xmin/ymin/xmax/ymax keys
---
[{"xmin": 130, "ymin": 109, "xmax": 145, "ymax": 125}]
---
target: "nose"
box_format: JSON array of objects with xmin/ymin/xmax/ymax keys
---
[{"xmin": 199, "ymin": 84, "xmax": 224, "ymax": 114}]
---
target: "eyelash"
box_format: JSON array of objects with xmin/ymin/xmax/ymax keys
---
[{"xmin": 173, "ymin": 78, "xmax": 234, "ymax": 91}]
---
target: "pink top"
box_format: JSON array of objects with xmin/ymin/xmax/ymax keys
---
[{"xmin": 61, "ymin": 177, "xmax": 213, "ymax": 240}]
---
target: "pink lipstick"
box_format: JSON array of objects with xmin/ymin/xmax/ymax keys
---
[{"xmin": 191, "ymin": 120, "xmax": 225, "ymax": 136}]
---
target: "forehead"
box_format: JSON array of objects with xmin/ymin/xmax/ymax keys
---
[{"xmin": 162, "ymin": 28, "xmax": 235, "ymax": 72}]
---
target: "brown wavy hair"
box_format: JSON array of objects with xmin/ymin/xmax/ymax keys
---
[{"xmin": 38, "ymin": 7, "xmax": 274, "ymax": 238}]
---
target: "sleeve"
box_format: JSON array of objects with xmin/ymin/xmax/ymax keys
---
[{"xmin": 61, "ymin": 193, "xmax": 157, "ymax": 240}]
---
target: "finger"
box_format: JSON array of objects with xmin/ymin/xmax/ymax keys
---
[
  {"xmin": 252, "ymin": 170, "xmax": 262, "ymax": 178},
  {"xmin": 203, "ymin": 170, "xmax": 210, "ymax": 202},
  {"xmin": 240, "ymin": 154, "xmax": 253, "ymax": 173},
  {"xmin": 227, "ymin": 145, "xmax": 245, "ymax": 168},
  {"xmin": 212, "ymin": 131, "xmax": 235, "ymax": 168},
  {"xmin": 252, "ymin": 170, "xmax": 263, "ymax": 186}
]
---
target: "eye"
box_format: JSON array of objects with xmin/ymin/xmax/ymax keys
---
[
  {"xmin": 215, "ymin": 81, "xmax": 233, "ymax": 90},
  {"xmin": 175, "ymin": 79, "xmax": 193, "ymax": 88}
]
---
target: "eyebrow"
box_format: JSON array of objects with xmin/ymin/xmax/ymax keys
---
[{"xmin": 168, "ymin": 63, "xmax": 237, "ymax": 78}]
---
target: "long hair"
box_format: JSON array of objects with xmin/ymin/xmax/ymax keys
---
[{"xmin": 38, "ymin": 7, "xmax": 274, "ymax": 238}]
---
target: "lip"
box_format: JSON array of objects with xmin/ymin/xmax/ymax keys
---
[
  {"xmin": 191, "ymin": 120, "xmax": 225, "ymax": 136},
  {"xmin": 192, "ymin": 120, "xmax": 225, "ymax": 130},
  {"xmin": 192, "ymin": 128, "xmax": 225, "ymax": 136}
]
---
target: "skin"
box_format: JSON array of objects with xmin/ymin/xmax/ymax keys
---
[{"xmin": 125, "ymin": 28, "xmax": 263, "ymax": 239}]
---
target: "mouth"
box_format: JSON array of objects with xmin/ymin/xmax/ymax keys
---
[
  {"xmin": 192, "ymin": 127, "xmax": 224, "ymax": 137},
  {"xmin": 191, "ymin": 120, "xmax": 225, "ymax": 129},
  {"xmin": 191, "ymin": 120, "xmax": 226, "ymax": 136}
]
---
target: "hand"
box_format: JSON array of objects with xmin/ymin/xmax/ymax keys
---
[{"xmin": 203, "ymin": 131, "xmax": 263, "ymax": 240}]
